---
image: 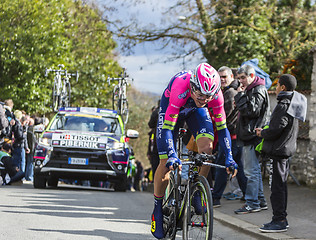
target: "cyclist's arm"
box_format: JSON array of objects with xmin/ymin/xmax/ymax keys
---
[
  {"xmin": 157, "ymin": 80, "xmax": 188, "ymax": 166},
  {"xmin": 209, "ymin": 92, "xmax": 237, "ymax": 170},
  {"xmin": 157, "ymin": 104, "xmax": 179, "ymax": 162}
]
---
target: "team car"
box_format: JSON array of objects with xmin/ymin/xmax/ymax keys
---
[{"xmin": 33, "ymin": 107, "xmax": 138, "ymax": 191}]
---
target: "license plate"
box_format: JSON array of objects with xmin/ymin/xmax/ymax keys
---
[{"xmin": 68, "ymin": 157, "xmax": 89, "ymax": 165}]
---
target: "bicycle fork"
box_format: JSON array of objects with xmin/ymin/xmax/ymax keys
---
[{"xmin": 187, "ymin": 174, "xmax": 208, "ymax": 229}]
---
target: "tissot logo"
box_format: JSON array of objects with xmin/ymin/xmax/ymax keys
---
[{"xmin": 52, "ymin": 133, "xmax": 107, "ymax": 149}]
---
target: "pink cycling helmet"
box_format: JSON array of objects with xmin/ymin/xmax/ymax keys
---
[{"xmin": 190, "ymin": 63, "xmax": 221, "ymax": 96}]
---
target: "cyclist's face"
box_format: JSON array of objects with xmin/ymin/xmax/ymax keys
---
[{"xmin": 190, "ymin": 84, "xmax": 213, "ymax": 107}]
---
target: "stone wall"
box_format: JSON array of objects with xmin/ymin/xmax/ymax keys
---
[{"xmin": 285, "ymin": 46, "xmax": 316, "ymax": 187}]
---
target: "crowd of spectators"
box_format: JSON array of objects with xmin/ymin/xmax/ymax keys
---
[
  {"xmin": 0, "ymin": 99, "xmax": 48, "ymax": 186},
  {"xmin": 148, "ymin": 62, "xmax": 307, "ymax": 234}
]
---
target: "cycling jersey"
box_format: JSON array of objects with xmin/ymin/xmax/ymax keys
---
[{"xmin": 156, "ymin": 70, "xmax": 234, "ymax": 166}]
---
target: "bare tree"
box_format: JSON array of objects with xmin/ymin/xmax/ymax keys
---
[{"xmin": 100, "ymin": 0, "xmax": 316, "ymax": 76}]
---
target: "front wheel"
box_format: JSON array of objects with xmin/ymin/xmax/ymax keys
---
[
  {"xmin": 182, "ymin": 175, "xmax": 213, "ymax": 240},
  {"xmin": 114, "ymin": 175, "xmax": 127, "ymax": 192},
  {"xmin": 47, "ymin": 176, "xmax": 59, "ymax": 188},
  {"xmin": 112, "ymin": 85, "xmax": 120, "ymax": 112},
  {"xmin": 162, "ymin": 171, "xmax": 177, "ymax": 240},
  {"xmin": 52, "ymin": 84, "xmax": 61, "ymax": 112},
  {"xmin": 33, "ymin": 174, "xmax": 47, "ymax": 189}
]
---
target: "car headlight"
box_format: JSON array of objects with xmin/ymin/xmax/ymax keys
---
[
  {"xmin": 39, "ymin": 137, "xmax": 52, "ymax": 146},
  {"xmin": 107, "ymin": 141, "xmax": 124, "ymax": 150}
]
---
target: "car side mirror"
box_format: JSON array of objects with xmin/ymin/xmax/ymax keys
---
[
  {"xmin": 126, "ymin": 129, "xmax": 139, "ymax": 139},
  {"xmin": 34, "ymin": 124, "xmax": 46, "ymax": 133}
]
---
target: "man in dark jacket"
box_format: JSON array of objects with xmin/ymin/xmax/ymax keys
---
[
  {"xmin": 25, "ymin": 117, "xmax": 36, "ymax": 181},
  {"xmin": 11, "ymin": 111, "xmax": 29, "ymax": 171},
  {"xmin": 212, "ymin": 66, "xmax": 248, "ymax": 207},
  {"xmin": 234, "ymin": 65, "xmax": 270, "ymax": 214},
  {"xmin": 147, "ymin": 100, "xmax": 160, "ymax": 178},
  {"xmin": 256, "ymin": 74, "xmax": 307, "ymax": 233}
]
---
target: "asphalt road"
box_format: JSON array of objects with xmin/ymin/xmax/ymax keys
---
[{"xmin": 0, "ymin": 182, "xmax": 257, "ymax": 240}]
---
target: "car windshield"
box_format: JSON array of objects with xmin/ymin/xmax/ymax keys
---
[{"xmin": 49, "ymin": 113, "xmax": 121, "ymax": 135}]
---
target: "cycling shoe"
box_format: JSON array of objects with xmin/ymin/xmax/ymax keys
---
[
  {"xmin": 192, "ymin": 191, "xmax": 206, "ymax": 215},
  {"xmin": 151, "ymin": 197, "xmax": 164, "ymax": 239}
]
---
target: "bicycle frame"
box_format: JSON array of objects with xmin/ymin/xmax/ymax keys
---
[{"xmin": 163, "ymin": 128, "xmax": 226, "ymax": 239}]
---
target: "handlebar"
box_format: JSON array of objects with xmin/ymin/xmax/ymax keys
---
[
  {"xmin": 65, "ymin": 71, "xmax": 79, "ymax": 82},
  {"xmin": 182, "ymin": 152, "xmax": 216, "ymax": 162},
  {"xmin": 45, "ymin": 66, "xmax": 79, "ymax": 82},
  {"xmin": 107, "ymin": 76, "xmax": 134, "ymax": 84},
  {"xmin": 107, "ymin": 68, "xmax": 134, "ymax": 85},
  {"xmin": 181, "ymin": 152, "xmax": 234, "ymax": 173}
]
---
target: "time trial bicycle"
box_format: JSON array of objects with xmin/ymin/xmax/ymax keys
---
[
  {"xmin": 162, "ymin": 128, "xmax": 233, "ymax": 240},
  {"xmin": 107, "ymin": 68, "xmax": 133, "ymax": 125}
]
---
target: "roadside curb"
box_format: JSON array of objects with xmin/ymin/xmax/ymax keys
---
[
  {"xmin": 214, "ymin": 210, "xmax": 308, "ymax": 240},
  {"xmin": 144, "ymin": 183, "xmax": 312, "ymax": 240}
]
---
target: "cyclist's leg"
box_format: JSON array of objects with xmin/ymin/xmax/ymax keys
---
[
  {"xmin": 152, "ymin": 95, "xmax": 175, "ymax": 239},
  {"xmin": 152, "ymin": 159, "xmax": 169, "ymax": 239},
  {"xmin": 184, "ymin": 108, "xmax": 214, "ymax": 215},
  {"xmin": 185, "ymin": 107, "xmax": 214, "ymax": 177},
  {"xmin": 153, "ymin": 159, "xmax": 170, "ymax": 197}
]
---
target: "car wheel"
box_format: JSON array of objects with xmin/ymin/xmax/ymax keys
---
[
  {"xmin": 114, "ymin": 176, "xmax": 127, "ymax": 192},
  {"xmin": 33, "ymin": 174, "xmax": 47, "ymax": 189},
  {"xmin": 47, "ymin": 176, "xmax": 59, "ymax": 188}
]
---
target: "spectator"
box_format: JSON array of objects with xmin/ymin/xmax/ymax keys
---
[
  {"xmin": 2, "ymin": 99, "xmax": 15, "ymax": 143},
  {"xmin": 147, "ymin": 99, "xmax": 160, "ymax": 179},
  {"xmin": 212, "ymin": 66, "xmax": 248, "ymax": 207},
  {"xmin": 4, "ymin": 99, "xmax": 14, "ymax": 120},
  {"xmin": 134, "ymin": 160, "xmax": 144, "ymax": 191},
  {"xmin": 234, "ymin": 64, "xmax": 270, "ymax": 214},
  {"xmin": 0, "ymin": 142, "xmax": 25, "ymax": 185},
  {"xmin": 25, "ymin": 117, "xmax": 36, "ymax": 181},
  {"xmin": 256, "ymin": 74, "xmax": 307, "ymax": 232},
  {"xmin": 11, "ymin": 110, "xmax": 30, "ymax": 172},
  {"xmin": 0, "ymin": 102, "xmax": 9, "ymax": 145}
]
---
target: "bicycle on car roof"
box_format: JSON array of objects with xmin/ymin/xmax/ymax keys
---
[
  {"xmin": 45, "ymin": 64, "xmax": 79, "ymax": 112},
  {"xmin": 107, "ymin": 68, "xmax": 133, "ymax": 125}
]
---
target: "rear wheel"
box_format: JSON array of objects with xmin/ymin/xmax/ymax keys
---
[
  {"xmin": 162, "ymin": 172, "xmax": 177, "ymax": 240},
  {"xmin": 62, "ymin": 82, "xmax": 71, "ymax": 107},
  {"xmin": 182, "ymin": 175, "xmax": 213, "ymax": 240}
]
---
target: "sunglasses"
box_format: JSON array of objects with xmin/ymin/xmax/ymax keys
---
[{"xmin": 191, "ymin": 84, "xmax": 213, "ymax": 100}]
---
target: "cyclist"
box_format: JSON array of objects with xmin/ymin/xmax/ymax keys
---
[{"xmin": 151, "ymin": 63, "xmax": 238, "ymax": 239}]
